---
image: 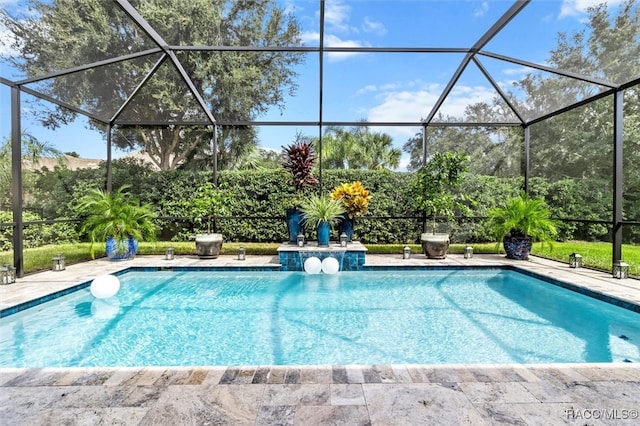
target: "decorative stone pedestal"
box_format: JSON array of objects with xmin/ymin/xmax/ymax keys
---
[{"xmin": 278, "ymin": 241, "xmax": 368, "ymax": 271}]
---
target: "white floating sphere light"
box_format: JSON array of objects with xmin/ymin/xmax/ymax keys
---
[
  {"xmin": 90, "ymin": 274, "xmax": 121, "ymax": 298},
  {"xmin": 321, "ymin": 257, "xmax": 340, "ymax": 274},
  {"xmin": 304, "ymin": 256, "xmax": 322, "ymax": 274}
]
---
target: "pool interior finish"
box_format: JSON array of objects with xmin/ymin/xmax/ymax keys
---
[{"xmin": 1, "ymin": 268, "xmax": 639, "ymax": 368}]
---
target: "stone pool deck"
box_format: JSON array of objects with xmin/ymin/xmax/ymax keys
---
[{"xmin": 1, "ymin": 253, "xmax": 639, "ymax": 425}]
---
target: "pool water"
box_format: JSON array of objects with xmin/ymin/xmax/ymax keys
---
[{"xmin": 1, "ymin": 269, "xmax": 639, "ymax": 367}]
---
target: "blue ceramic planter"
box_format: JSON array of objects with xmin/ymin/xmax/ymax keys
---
[
  {"xmin": 340, "ymin": 216, "xmax": 354, "ymax": 242},
  {"xmin": 503, "ymin": 234, "xmax": 532, "ymax": 260},
  {"xmin": 317, "ymin": 221, "xmax": 331, "ymax": 246},
  {"xmin": 106, "ymin": 236, "xmax": 138, "ymax": 260},
  {"xmin": 286, "ymin": 208, "xmax": 302, "ymax": 244}
]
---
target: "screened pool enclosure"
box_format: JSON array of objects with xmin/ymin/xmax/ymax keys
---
[{"xmin": 1, "ymin": 0, "xmax": 639, "ymax": 276}]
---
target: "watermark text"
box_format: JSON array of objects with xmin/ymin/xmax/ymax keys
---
[{"xmin": 565, "ymin": 408, "xmax": 638, "ymax": 420}]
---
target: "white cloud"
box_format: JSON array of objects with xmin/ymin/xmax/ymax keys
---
[
  {"xmin": 444, "ymin": 85, "xmax": 497, "ymax": 116},
  {"xmin": 355, "ymin": 82, "xmax": 402, "ymax": 95},
  {"xmin": 324, "ymin": 34, "xmax": 368, "ymax": 62},
  {"xmin": 362, "ymin": 17, "xmax": 386, "ymax": 35},
  {"xmin": 367, "ymin": 89, "xmax": 437, "ymax": 139},
  {"xmin": 396, "ymin": 154, "xmax": 411, "ymax": 172},
  {"xmin": 300, "ymin": 32, "xmax": 368, "ymax": 62},
  {"xmin": 324, "ymin": 0, "xmax": 351, "ymax": 33},
  {"xmin": 355, "ymin": 84, "xmax": 378, "ymax": 96},
  {"xmin": 311, "ymin": 0, "xmax": 387, "ymax": 63},
  {"xmin": 474, "ymin": 1, "xmax": 489, "ymax": 18},
  {"xmin": 502, "ymin": 66, "xmax": 534, "ymax": 77},
  {"xmin": 364, "ymin": 82, "xmax": 497, "ymax": 140},
  {"xmin": 559, "ymin": 0, "xmax": 624, "ymax": 18},
  {"xmin": 301, "ymin": 31, "xmax": 320, "ymax": 45}
]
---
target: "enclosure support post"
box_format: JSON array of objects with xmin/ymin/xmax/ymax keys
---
[
  {"xmin": 612, "ymin": 90, "xmax": 624, "ymax": 265},
  {"xmin": 211, "ymin": 126, "xmax": 218, "ymax": 185},
  {"xmin": 106, "ymin": 123, "xmax": 112, "ymax": 192},
  {"xmin": 523, "ymin": 125, "xmax": 530, "ymax": 194},
  {"xmin": 422, "ymin": 125, "xmax": 428, "ymax": 166},
  {"xmin": 11, "ymin": 86, "xmax": 24, "ymax": 277},
  {"xmin": 317, "ymin": 0, "xmax": 325, "ymax": 194}
]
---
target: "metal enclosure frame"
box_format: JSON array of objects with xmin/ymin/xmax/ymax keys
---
[{"xmin": 2, "ymin": 0, "xmax": 638, "ymax": 276}]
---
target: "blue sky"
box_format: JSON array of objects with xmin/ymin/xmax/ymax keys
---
[{"xmin": 0, "ymin": 0, "xmax": 619, "ymax": 168}]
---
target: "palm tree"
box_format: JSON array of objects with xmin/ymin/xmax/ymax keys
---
[
  {"xmin": 357, "ymin": 129, "xmax": 401, "ymax": 170},
  {"xmin": 76, "ymin": 185, "xmax": 157, "ymax": 258},
  {"xmin": 0, "ymin": 133, "xmax": 64, "ymax": 206},
  {"xmin": 314, "ymin": 124, "xmax": 401, "ymax": 170},
  {"xmin": 317, "ymin": 126, "xmax": 358, "ymax": 169}
]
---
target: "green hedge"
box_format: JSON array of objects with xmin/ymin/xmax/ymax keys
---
[
  {"xmin": 0, "ymin": 211, "xmax": 79, "ymax": 251},
  {"xmin": 27, "ymin": 161, "xmax": 628, "ymax": 244}
]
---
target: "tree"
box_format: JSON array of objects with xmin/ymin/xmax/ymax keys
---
[
  {"xmin": 1, "ymin": 0, "xmax": 305, "ymax": 170},
  {"xmin": 314, "ymin": 123, "xmax": 401, "ymax": 170},
  {"xmin": 355, "ymin": 128, "xmax": 401, "ymax": 170},
  {"xmin": 402, "ymin": 0, "xmax": 639, "ymax": 187},
  {"xmin": 318, "ymin": 126, "xmax": 358, "ymax": 169},
  {"xmin": 507, "ymin": 0, "xmax": 640, "ymax": 182},
  {"xmin": 0, "ymin": 133, "xmax": 63, "ymax": 206},
  {"xmin": 402, "ymin": 115, "xmax": 522, "ymax": 177}
]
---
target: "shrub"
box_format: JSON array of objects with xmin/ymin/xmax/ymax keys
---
[
  {"xmin": 0, "ymin": 211, "xmax": 79, "ymax": 251},
  {"xmin": 21, "ymin": 165, "xmax": 635, "ymax": 246},
  {"xmin": 330, "ymin": 181, "xmax": 372, "ymax": 219}
]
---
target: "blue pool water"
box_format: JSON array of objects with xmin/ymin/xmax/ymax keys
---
[{"xmin": 1, "ymin": 269, "xmax": 639, "ymax": 367}]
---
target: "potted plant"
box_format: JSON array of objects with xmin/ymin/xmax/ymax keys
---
[
  {"xmin": 409, "ymin": 152, "xmax": 471, "ymax": 259},
  {"xmin": 486, "ymin": 192, "xmax": 558, "ymax": 260},
  {"xmin": 186, "ymin": 182, "xmax": 232, "ymax": 259},
  {"xmin": 330, "ymin": 181, "xmax": 372, "ymax": 242},
  {"xmin": 299, "ymin": 194, "xmax": 346, "ymax": 246},
  {"xmin": 281, "ymin": 136, "xmax": 319, "ymax": 243},
  {"xmin": 77, "ymin": 185, "xmax": 156, "ymax": 260}
]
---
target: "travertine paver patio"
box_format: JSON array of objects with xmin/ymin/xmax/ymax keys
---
[{"xmin": 1, "ymin": 253, "xmax": 639, "ymax": 425}]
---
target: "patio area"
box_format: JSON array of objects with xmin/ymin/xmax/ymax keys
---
[{"xmin": 1, "ymin": 254, "xmax": 639, "ymax": 425}]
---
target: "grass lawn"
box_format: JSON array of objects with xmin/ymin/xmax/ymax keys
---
[
  {"xmin": 531, "ymin": 241, "xmax": 640, "ymax": 277},
  {"xmin": 1, "ymin": 240, "xmax": 638, "ymax": 278}
]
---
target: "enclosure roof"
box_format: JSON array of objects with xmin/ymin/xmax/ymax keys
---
[{"xmin": 1, "ymin": 0, "xmax": 640, "ymax": 129}]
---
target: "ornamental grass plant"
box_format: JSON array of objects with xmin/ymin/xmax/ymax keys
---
[{"xmin": 299, "ymin": 194, "xmax": 346, "ymax": 229}]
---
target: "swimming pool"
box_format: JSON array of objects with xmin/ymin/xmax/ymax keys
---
[{"xmin": 1, "ymin": 268, "xmax": 639, "ymax": 367}]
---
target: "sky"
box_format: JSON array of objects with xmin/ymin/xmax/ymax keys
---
[{"xmin": 0, "ymin": 0, "xmax": 622, "ymax": 169}]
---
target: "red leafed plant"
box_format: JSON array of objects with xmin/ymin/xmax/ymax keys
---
[{"xmin": 281, "ymin": 136, "xmax": 319, "ymax": 191}]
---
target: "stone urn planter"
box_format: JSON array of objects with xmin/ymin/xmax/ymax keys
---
[
  {"xmin": 421, "ymin": 233, "xmax": 450, "ymax": 259},
  {"xmin": 195, "ymin": 233, "xmax": 223, "ymax": 259}
]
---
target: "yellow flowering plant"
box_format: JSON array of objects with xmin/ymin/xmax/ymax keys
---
[{"xmin": 330, "ymin": 181, "xmax": 372, "ymax": 219}]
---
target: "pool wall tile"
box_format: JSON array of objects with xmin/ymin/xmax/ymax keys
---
[{"xmin": 278, "ymin": 250, "xmax": 365, "ymax": 271}]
